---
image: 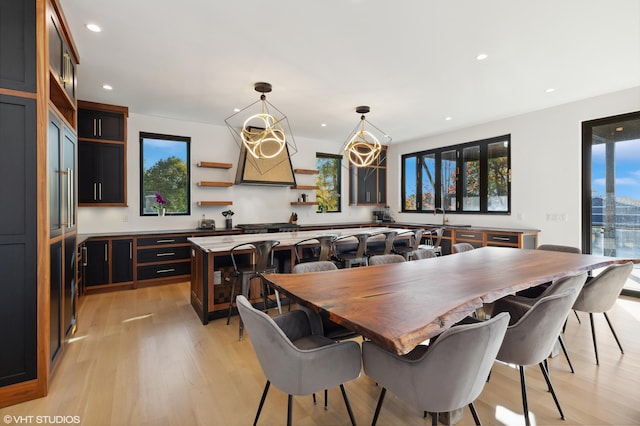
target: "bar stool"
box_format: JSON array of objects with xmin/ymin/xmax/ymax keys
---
[
  {"xmin": 332, "ymin": 233, "xmax": 370, "ymax": 268},
  {"xmin": 393, "ymin": 229, "xmax": 424, "ymax": 260},
  {"xmin": 366, "ymin": 230, "xmax": 398, "ymax": 257},
  {"xmin": 419, "ymin": 228, "xmax": 444, "ymax": 256},
  {"xmin": 293, "ymin": 235, "xmax": 336, "ymax": 264},
  {"xmin": 227, "ymin": 240, "xmax": 280, "ymax": 339}
]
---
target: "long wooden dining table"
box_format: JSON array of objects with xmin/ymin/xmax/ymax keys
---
[{"xmin": 262, "ymin": 247, "xmax": 636, "ymax": 355}]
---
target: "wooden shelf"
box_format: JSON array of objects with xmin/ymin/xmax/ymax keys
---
[
  {"xmin": 197, "ymin": 162, "xmax": 233, "ymax": 169},
  {"xmin": 291, "ymin": 201, "xmax": 319, "ymax": 206},
  {"xmin": 197, "ymin": 181, "xmax": 233, "ymax": 187},
  {"xmin": 290, "ymin": 185, "xmax": 319, "ymax": 190},
  {"xmin": 197, "ymin": 201, "xmax": 233, "ymax": 206},
  {"xmin": 294, "ymin": 168, "xmax": 319, "ymax": 175}
]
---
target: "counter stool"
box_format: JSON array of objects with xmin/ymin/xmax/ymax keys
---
[
  {"xmin": 332, "ymin": 233, "xmax": 370, "ymax": 268},
  {"xmin": 227, "ymin": 240, "xmax": 280, "ymax": 339},
  {"xmin": 293, "ymin": 235, "xmax": 336, "ymax": 264},
  {"xmin": 366, "ymin": 230, "xmax": 398, "ymax": 257}
]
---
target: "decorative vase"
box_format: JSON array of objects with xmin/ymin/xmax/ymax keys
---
[
  {"xmin": 158, "ymin": 208, "xmax": 166, "ymax": 216},
  {"xmin": 225, "ymin": 218, "xmax": 232, "ymax": 229}
]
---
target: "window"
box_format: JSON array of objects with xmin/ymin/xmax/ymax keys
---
[
  {"xmin": 402, "ymin": 135, "xmax": 510, "ymax": 214},
  {"xmin": 140, "ymin": 132, "xmax": 191, "ymax": 216},
  {"xmin": 315, "ymin": 153, "xmax": 342, "ymax": 212}
]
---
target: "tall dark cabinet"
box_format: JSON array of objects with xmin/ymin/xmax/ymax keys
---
[
  {"xmin": 77, "ymin": 100, "xmax": 128, "ymax": 206},
  {"xmin": 349, "ymin": 146, "xmax": 388, "ymax": 206},
  {"xmin": 0, "ymin": 0, "xmax": 79, "ymax": 408}
]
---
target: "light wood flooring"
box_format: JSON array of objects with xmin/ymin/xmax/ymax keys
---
[{"xmin": 2, "ymin": 282, "xmax": 640, "ymax": 425}]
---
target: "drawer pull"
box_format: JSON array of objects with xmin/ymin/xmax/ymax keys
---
[
  {"xmin": 459, "ymin": 234, "xmax": 477, "ymax": 238},
  {"xmin": 491, "ymin": 236, "xmax": 511, "ymax": 241},
  {"xmin": 156, "ymin": 252, "xmax": 175, "ymax": 257},
  {"xmin": 156, "ymin": 239, "xmax": 175, "ymax": 243},
  {"xmin": 157, "ymin": 268, "xmax": 175, "ymax": 274}
]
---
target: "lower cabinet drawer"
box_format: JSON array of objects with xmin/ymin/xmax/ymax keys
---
[
  {"xmin": 137, "ymin": 261, "xmax": 191, "ymax": 280},
  {"xmin": 137, "ymin": 235, "xmax": 190, "ymax": 246},
  {"xmin": 454, "ymin": 230, "xmax": 483, "ymax": 241},
  {"xmin": 486, "ymin": 233, "xmax": 519, "ymax": 245},
  {"xmin": 137, "ymin": 246, "xmax": 191, "ymax": 263}
]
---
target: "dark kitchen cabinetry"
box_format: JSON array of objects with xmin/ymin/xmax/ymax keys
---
[
  {"xmin": 50, "ymin": 242, "xmax": 62, "ymax": 363},
  {"xmin": 77, "ymin": 101, "xmax": 128, "ymax": 206},
  {"xmin": 48, "ymin": 111, "xmax": 76, "ymax": 237},
  {"xmin": 112, "ymin": 239, "xmax": 133, "ymax": 284},
  {"xmin": 349, "ymin": 147, "xmax": 387, "ymax": 205},
  {"xmin": 78, "ymin": 108, "xmax": 125, "ymax": 141},
  {"xmin": 48, "ymin": 9, "xmax": 76, "ymax": 103},
  {"xmin": 82, "ymin": 238, "xmax": 133, "ymax": 291},
  {"xmin": 0, "ymin": 0, "xmax": 36, "ymax": 93},
  {"xmin": 78, "ymin": 141, "xmax": 125, "ymax": 205}
]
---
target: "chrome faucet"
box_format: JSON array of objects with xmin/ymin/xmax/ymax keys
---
[{"xmin": 434, "ymin": 207, "xmax": 448, "ymax": 225}]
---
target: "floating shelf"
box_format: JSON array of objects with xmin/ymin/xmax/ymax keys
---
[
  {"xmin": 294, "ymin": 168, "xmax": 319, "ymax": 175},
  {"xmin": 291, "ymin": 201, "xmax": 319, "ymax": 206},
  {"xmin": 197, "ymin": 181, "xmax": 233, "ymax": 187},
  {"xmin": 290, "ymin": 185, "xmax": 319, "ymax": 190},
  {"xmin": 197, "ymin": 161, "xmax": 233, "ymax": 169},
  {"xmin": 197, "ymin": 201, "xmax": 233, "ymax": 206}
]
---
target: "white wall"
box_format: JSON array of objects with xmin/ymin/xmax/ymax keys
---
[
  {"xmin": 389, "ymin": 86, "xmax": 640, "ymax": 247},
  {"xmin": 77, "ymin": 113, "xmax": 374, "ymax": 234}
]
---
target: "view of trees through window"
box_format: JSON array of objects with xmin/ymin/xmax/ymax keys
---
[
  {"xmin": 402, "ymin": 135, "xmax": 510, "ymax": 214},
  {"xmin": 315, "ymin": 153, "xmax": 342, "ymax": 212},
  {"xmin": 140, "ymin": 132, "xmax": 191, "ymax": 215}
]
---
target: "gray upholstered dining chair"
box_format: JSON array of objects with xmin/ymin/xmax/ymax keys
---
[
  {"xmin": 363, "ymin": 312, "xmax": 510, "ymax": 426},
  {"xmin": 292, "ymin": 261, "xmax": 359, "ymax": 341},
  {"xmin": 293, "ymin": 235, "xmax": 336, "ymax": 264},
  {"xmin": 489, "ymin": 272, "xmax": 588, "ymax": 373},
  {"xmin": 495, "ymin": 289, "xmax": 578, "ymax": 426},
  {"xmin": 236, "ymin": 295, "xmax": 361, "ymax": 426},
  {"xmin": 517, "ymin": 244, "xmax": 583, "ymax": 300},
  {"xmin": 537, "ymin": 244, "xmax": 582, "ymax": 254},
  {"xmin": 393, "ymin": 229, "xmax": 424, "ymax": 260},
  {"xmin": 452, "ymin": 242, "xmax": 475, "ymax": 253},
  {"xmin": 572, "ymin": 262, "xmax": 633, "ymax": 365},
  {"xmin": 369, "ymin": 254, "xmax": 406, "ymax": 265},
  {"xmin": 227, "ymin": 240, "xmax": 280, "ymax": 339},
  {"xmin": 332, "ymin": 233, "xmax": 370, "ymax": 268},
  {"xmin": 412, "ymin": 248, "xmax": 437, "ymax": 260}
]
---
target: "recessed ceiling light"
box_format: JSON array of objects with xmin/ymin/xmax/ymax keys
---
[
  {"xmin": 476, "ymin": 53, "xmax": 488, "ymax": 61},
  {"xmin": 86, "ymin": 23, "xmax": 101, "ymax": 32},
  {"xmin": 102, "ymin": 84, "xmax": 113, "ymax": 90},
  {"xmin": 321, "ymin": 123, "xmax": 327, "ymax": 127},
  {"xmin": 445, "ymin": 116, "xmax": 453, "ymax": 121},
  {"xmin": 233, "ymin": 108, "xmax": 241, "ymax": 112},
  {"xmin": 545, "ymin": 88, "xmax": 556, "ymax": 93},
  {"xmin": 616, "ymin": 127, "xmax": 624, "ymax": 132}
]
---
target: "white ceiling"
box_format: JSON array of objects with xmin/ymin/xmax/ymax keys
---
[{"xmin": 59, "ymin": 0, "xmax": 640, "ymax": 144}]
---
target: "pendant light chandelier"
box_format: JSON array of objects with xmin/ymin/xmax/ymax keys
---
[
  {"xmin": 342, "ymin": 106, "xmax": 390, "ymax": 167},
  {"xmin": 225, "ymin": 82, "xmax": 297, "ymax": 161}
]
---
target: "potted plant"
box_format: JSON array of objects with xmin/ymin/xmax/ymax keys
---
[{"xmin": 154, "ymin": 192, "xmax": 167, "ymax": 216}]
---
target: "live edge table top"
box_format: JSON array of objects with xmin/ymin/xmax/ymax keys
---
[{"xmin": 263, "ymin": 247, "xmax": 636, "ymax": 355}]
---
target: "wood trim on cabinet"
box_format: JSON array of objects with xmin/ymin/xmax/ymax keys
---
[{"xmin": 77, "ymin": 100, "xmax": 129, "ymax": 116}]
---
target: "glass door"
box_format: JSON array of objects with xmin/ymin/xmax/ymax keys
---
[{"xmin": 582, "ymin": 111, "xmax": 640, "ymax": 296}]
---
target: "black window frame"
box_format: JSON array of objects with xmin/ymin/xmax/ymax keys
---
[
  {"xmin": 315, "ymin": 152, "xmax": 342, "ymax": 213},
  {"xmin": 401, "ymin": 134, "xmax": 511, "ymax": 215},
  {"xmin": 139, "ymin": 132, "xmax": 191, "ymax": 216}
]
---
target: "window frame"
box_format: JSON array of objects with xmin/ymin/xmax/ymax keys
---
[
  {"xmin": 139, "ymin": 132, "xmax": 191, "ymax": 216},
  {"xmin": 315, "ymin": 152, "xmax": 342, "ymax": 213},
  {"xmin": 401, "ymin": 134, "xmax": 511, "ymax": 215}
]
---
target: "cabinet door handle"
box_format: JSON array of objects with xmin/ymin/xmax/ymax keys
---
[
  {"xmin": 99, "ymin": 182, "xmax": 102, "ymax": 201},
  {"xmin": 67, "ymin": 168, "xmax": 73, "ymax": 228},
  {"xmin": 157, "ymin": 268, "xmax": 175, "ymax": 274},
  {"xmin": 378, "ymin": 192, "xmax": 381, "ymax": 203},
  {"xmin": 459, "ymin": 234, "xmax": 476, "ymax": 238},
  {"xmin": 98, "ymin": 118, "xmax": 102, "ymax": 137},
  {"xmin": 93, "ymin": 182, "xmax": 97, "ymax": 201},
  {"xmin": 82, "ymin": 246, "xmax": 87, "ymax": 267},
  {"xmin": 491, "ymin": 236, "xmax": 511, "ymax": 241},
  {"xmin": 156, "ymin": 239, "xmax": 175, "ymax": 243},
  {"xmin": 156, "ymin": 252, "xmax": 175, "ymax": 257},
  {"xmin": 104, "ymin": 243, "xmax": 108, "ymax": 261},
  {"xmin": 93, "ymin": 118, "xmax": 97, "ymax": 137},
  {"xmin": 129, "ymin": 242, "xmax": 133, "ymax": 259}
]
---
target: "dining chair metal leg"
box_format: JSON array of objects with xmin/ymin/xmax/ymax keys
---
[
  {"xmin": 371, "ymin": 387, "xmax": 386, "ymax": 426},
  {"xmin": 558, "ymin": 335, "xmax": 575, "ymax": 373},
  {"xmin": 253, "ymin": 380, "xmax": 270, "ymax": 426},
  {"xmin": 519, "ymin": 366, "xmax": 531, "ymax": 426},
  {"xmin": 324, "ymin": 389, "xmax": 328, "ymax": 410},
  {"xmin": 287, "ymin": 394, "xmax": 293, "ymax": 426},
  {"xmin": 312, "ymin": 393, "xmax": 316, "ymax": 404},
  {"xmin": 226, "ymin": 276, "xmax": 238, "ymax": 325},
  {"xmin": 603, "ymin": 312, "xmax": 624, "ymax": 354},
  {"xmin": 573, "ymin": 309, "xmax": 581, "ymax": 324},
  {"xmin": 339, "ymin": 384, "xmax": 356, "ymax": 426},
  {"xmin": 589, "ymin": 313, "xmax": 599, "ymax": 365},
  {"xmin": 432, "ymin": 412, "xmax": 438, "ymax": 426},
  {"xmin": 539, "ymin": 362, "xmax": 565, "ymax": 420},
  {"xmin": 468, "ymin": 402, "xmax": 481, "ymax": 426}
]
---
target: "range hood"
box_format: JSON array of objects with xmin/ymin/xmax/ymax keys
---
[{"xmin": 235, "ymin": 144, "xmax": 296, "ymax": 186}]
